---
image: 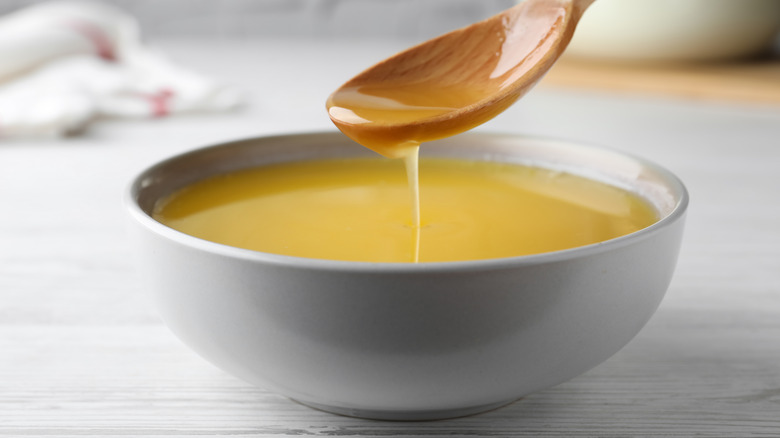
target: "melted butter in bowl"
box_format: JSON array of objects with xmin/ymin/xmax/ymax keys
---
[{"xmin": 153, "ymin": 157, "xmax": 658, "ymax": 263}]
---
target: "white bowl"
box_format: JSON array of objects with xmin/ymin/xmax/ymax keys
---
[
  {"xmin": 127, "ymin": 132, "xmax": 687, "ymax": 420},
  {"xmin": 566, "ymin": 0, "xmax": 780, "ymax": 62}
]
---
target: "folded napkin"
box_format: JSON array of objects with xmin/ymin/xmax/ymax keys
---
[{"xmin": 0, "ymin": 1, "xmax": 242, "ymax": 138}]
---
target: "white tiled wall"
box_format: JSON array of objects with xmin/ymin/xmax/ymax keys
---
[{"xmin": 0, "ymin": 0, "xmax": 516, "ymax": 37}]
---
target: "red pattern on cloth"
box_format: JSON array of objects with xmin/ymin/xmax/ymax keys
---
[{"xmin": 62, "ymin": 19, "xmax": 117, "ymax": 61}]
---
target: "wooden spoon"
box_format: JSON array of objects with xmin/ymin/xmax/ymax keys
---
[{"xmin": 327, "ymin": 0, "xmax": 595, "ymax": 158}]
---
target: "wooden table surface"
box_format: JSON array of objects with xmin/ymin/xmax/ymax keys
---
[
  {"xmin": 2, "ymin": 38, "xmax": 779, "ymax": 437},
  {"xmin": 545, "ymin": 55, "xmax": 780, "ymax": 105}
]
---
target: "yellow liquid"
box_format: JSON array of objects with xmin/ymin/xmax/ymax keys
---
[
  {"xmin": 153, "ymin": 158, "xmax": 658, "ymax": 263},
  {"xmin": 325, "ymin": 4, "xmax": 578, "ymax": 263},
  {"xmin": 327, "ymin": 83, "xmax": 494, "ymax": 262}
]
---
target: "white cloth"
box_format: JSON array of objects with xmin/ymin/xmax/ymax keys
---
[{"xmin": 0, "ymin": 1, "xmax": 242, "ymax": 138}]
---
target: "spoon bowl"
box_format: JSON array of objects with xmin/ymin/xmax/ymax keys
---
[{"xmin": 327, "ymin": 0, "xmax": 595, "ymax": 157}]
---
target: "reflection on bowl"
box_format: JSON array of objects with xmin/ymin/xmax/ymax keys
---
[{"xmin": 127, "ymin": 132, "xmax": 687, "ymax": 420}]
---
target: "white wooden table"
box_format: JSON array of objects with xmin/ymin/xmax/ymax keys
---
[{"xmin": 2, "ymin": 38, "xmax": 779, "ymax": 437}]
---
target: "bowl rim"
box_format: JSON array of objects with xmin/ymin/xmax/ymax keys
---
[{"xmin": 126, "ymin": 130, "xmax": 688, "ymax": 274}]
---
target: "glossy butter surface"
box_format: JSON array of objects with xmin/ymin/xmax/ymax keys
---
[{"xmin": 154, "ymin": 157, "xmax": 658, "ymax": 263}]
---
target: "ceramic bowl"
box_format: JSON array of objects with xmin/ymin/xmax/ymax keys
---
[
  {"xmin": 566, "ymin": 0, "xmax": 780, "ymax": 62},
  {"xmin": 127, "ymin": 132, "xmax": 687, "ymax": 420}
]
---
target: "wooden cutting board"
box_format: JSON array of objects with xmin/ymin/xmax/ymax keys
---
[{"xmin": 541, "ymin": 55, "xmax": 780, "ymax": 104}]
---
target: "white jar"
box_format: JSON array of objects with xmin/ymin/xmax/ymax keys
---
[{"xmin": 563, "ymin": 0, "xmax": 780, "ymax": 62}]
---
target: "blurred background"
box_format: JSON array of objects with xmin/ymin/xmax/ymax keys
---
[
  {"xmin": 0, "ymin": 0, "xmax": 777, "ymax": 45},
  {"xmin": 1, "ymin": 0, "xmax": 778, "ymax": 122},
  {"xmin": 0, "ymin": 0, "xmax": 517, "ymax": 38},
  {"xmin": 2, "ymin": 2, "xmax": 780, "ymax": 435}
]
